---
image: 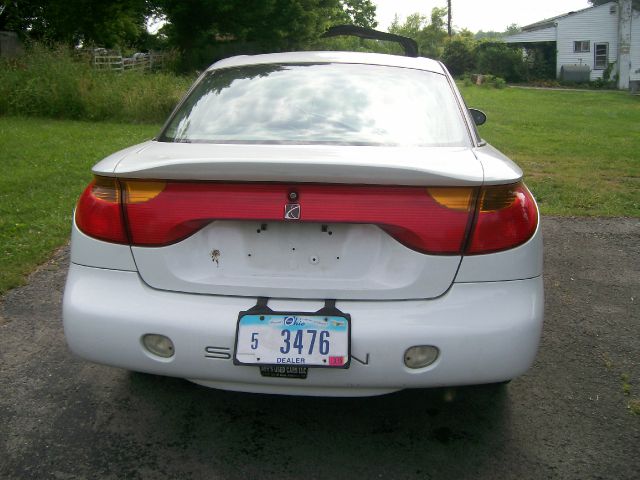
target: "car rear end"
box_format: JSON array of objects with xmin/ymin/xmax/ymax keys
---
[{"xmin": 63, "ymin": 52, "xmax": 543, "ymax": 396}]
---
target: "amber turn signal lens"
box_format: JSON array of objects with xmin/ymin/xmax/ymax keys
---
[
  {"xmin": 427, "ymin": 187, "xmax": 475, "ymax": 211},
  {"xmin": 123, "ymin": 180, "xmax": 167, "ymax": 204}
]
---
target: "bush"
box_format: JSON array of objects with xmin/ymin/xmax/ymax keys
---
[
  {"xmin": 0, "ymin": 44, "xmax": 86, "ymax": 118},
  {"xmin": 477, "ymin": 74, "xmax": 507, "ymax": 89},
  {"xmin": 475, "ymin": 42, "xmax": 526, "ymax": 83},
  {"xmin": 589, "ymin": 77, "xmax": 617, "ymax": 89},
  {"xmin": 522, "ymin": 43, "xmax": 556, "ymax": 80},
  {"xmin": 0, "ymin": 43, "xmax": 193, "ymax": 123},
  {"xmin": 442, "ymin": 37, "xmax": 476, "ymax": 77},
  {"xmin": 462, "ymin": 73, "xmax": 506, "ymax": 89},
  {"xmin": 492, "ymin": 76, "xmax": 507, "ymax": 89},
  {"xmin": 527, "ymin": 79, "xmax": 561, "ymax": 88}
]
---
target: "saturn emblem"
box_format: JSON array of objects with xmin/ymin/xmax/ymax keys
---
[{"xmin": 284, "ymin": 203, "xmax": 301, "ymax": 220}]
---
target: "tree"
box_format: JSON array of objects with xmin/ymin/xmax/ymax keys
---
[
  {"xmin": 154, "ymin": 0, "xmax": 377, "ymax": 71},
  {"xmin": 442, "ymin": 34, "xmax": 476, "ymax": 76},
  {"xmin": 155, "ymin": 0, "xmax": 376, "ymax": 48},
  {"xmin": 336, "ymin": 0, "xmax": 377, "ymax": 29},
  {"xmin": 505, "ymin": 23, "xmax": 520, "ymax": 35},
  {"xmin": 0, "ymin": 0, "xmax": 379, "ymax": 70},
  {"xmin": 388, "ymin": 8, "xmax": 447, "ymax": 58},
  {"xmin": 0, "ymin": 0, "xmax": 151, "ymax": 48},
  {"xmin": 0, "ymin": 0, "xmax": 377, "ymax": 51},
  {"xmin": 475, "ymin": 42, "xmax": 526, "ymax": 82}
]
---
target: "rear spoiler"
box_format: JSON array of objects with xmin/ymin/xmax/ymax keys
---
[{"xmin": 322, "ymin": 25, "xmax": 419, "ymax": 58}]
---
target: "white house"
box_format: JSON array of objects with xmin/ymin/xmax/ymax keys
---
[{"xmin": 505, "ymin": 0, "xmax": 639, "ymax": 90}]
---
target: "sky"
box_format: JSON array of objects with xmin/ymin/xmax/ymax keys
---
[{"xmin": 373, "ymin": 0, "xmax": 592, "ymax": 32}]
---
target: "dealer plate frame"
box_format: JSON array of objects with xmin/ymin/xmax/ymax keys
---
[{"xmin": 233, "ymin": 298, "xmax": 351, "ymax": 369}]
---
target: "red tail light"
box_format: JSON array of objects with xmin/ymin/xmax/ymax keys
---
[
  {"xmin": 75, "ymin": 177, "xmax": 537, "ymax": 255},
  {"xmin": 466, "ymin": 183, "xmax": 538, "ymax": 254},
  {"xmin": 75, "ymin": 177, "xmax": 128, "ymax": 243},
  {"xmin": 122, "ymin": 182, "xmax": 474, "ymax": 254}
]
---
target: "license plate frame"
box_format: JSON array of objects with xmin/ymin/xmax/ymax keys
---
[{"xmin": 233, "ymin": 303, "xmax": 351, "ymax": 369}]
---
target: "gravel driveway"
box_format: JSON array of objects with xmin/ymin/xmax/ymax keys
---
[{"xmin": 1, "ymin": 217, "xmax": 638, "ymax": 479}]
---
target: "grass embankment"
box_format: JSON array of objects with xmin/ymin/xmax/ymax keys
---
[
  {"xmin": 460, "ymin": 85, "xmax": 640, "ymax": 217},
  {"xmin": 0, "ymin": 44, "xmax": 192, "ymax": 123},
  {"xmin": 0, "ymin": 118, "xmax": 158, "ymax": 293},
  {"xmin": 1, "ymin": 87, "xmax": 639, "ymax": 295}
]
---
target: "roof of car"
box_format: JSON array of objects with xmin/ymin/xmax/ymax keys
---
[{"xmin": 208, "ymin": 51, "xmax": 445, "ymax": 74}]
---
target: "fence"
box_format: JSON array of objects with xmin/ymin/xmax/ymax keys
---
[{"xmin": 93, "ymin": 51, "xmax": 166, "ymax": 72}]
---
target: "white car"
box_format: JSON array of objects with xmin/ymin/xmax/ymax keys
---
[{"xmin": 63, "ymin": 49, "xmax": 543, "ymax": 397}]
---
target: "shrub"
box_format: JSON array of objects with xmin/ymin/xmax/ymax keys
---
[
  {"xmin": 442, "ymin": 36, "xmax": 476, "ymax": 77},
  {"xmin": 477, "ymin": 74, "xmax": 507, "ymax": 89},
  {"xmin": 0, "ymin": 44, "xmax": 86, "ymax": 118},
  {"xmin": 462, "ymin": 74, "xmax": 506, "ymax": 89},
  {"xmin": 492, "ymin": 76, "xmax": 507, "ymax": 89},
  {"xmin": 522, "ymin": 43, "xmax": 556, "ymax": 80},
  {"xmin": 475, "ymin": 42, "xmax": 526, "ymax": 83},
  {"xmin": 0, "ymin": 43, "xmax": 192, "ymax": 123},
  {"xmin": 590, "ymin": 77, "xmax": 617, "ymax": 89},
  {"xmin": 528, "ymin": 79, "xmax": 561, "ymax": 88}
]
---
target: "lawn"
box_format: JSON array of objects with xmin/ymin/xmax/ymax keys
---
[
  {"xmin": 1, "ymin": 87, "xmax": 639, "ymax": 294},
  {"xmin": 0, "ymin": 117, "xmax": 159, "ymax": 294},
  {"xmin": 460, "ymin": 86, "xmax": 640, "ymax": 217}
]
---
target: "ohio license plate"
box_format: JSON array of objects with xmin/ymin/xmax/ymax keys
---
[{"xmin": 234, "ymin": 313, "xmax": 350, "ymax": 368}]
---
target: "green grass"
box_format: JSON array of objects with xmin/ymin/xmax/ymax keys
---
[
  {"xmin": 460, "ymin": 85, "xmax": 640, "ymax": 216},
  {"xmin": 0, "ymin": 117, "xmax": 159, "ymax": 294}
]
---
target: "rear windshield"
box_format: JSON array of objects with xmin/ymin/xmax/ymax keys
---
[{"xmin": 159, "ymin": 63, "xmax": 470, "ymax": 147}]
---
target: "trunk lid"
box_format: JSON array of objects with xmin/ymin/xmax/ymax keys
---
[{"xmin": 106, "ymin": 142, "xmax": 484, "ymax": 300}]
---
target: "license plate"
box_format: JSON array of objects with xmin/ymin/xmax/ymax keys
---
[{"xmin": 234, "ymin": 312, "xmax": 350, "ymax": 368}]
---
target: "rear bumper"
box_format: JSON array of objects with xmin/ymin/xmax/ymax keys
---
[{"xmin": 63, "ymin": 264, "xmax": 543, "ymax": 397}]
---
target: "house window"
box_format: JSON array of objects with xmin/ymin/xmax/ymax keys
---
[
  {"xmin": 594, "ymin": 43, "xmax": 609, "ymax": 70},
  {"xmin": 574, "ymin": 41, "xmax": 590, "ymax": 53}
]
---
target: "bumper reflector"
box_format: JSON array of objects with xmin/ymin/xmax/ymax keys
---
[
  {"xmin": 142, "ymin": 334, "xmax": 175, "ymax": 358},
  {"xmin": 404, "ymin": 345, "xmax": 439, "ymax": 369}
]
